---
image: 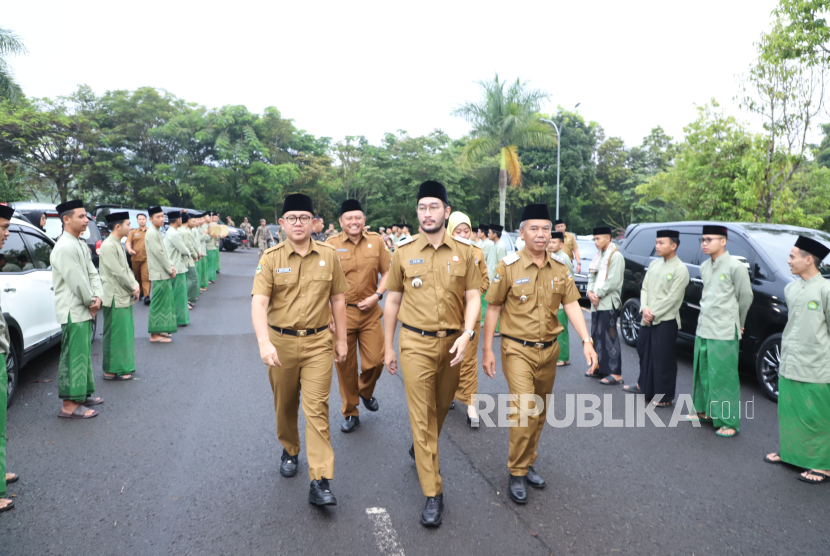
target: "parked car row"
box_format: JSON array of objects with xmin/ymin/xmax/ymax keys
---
[{"xmin": 11, "ymin": 202, "xmax": 103, "ymax": 267}]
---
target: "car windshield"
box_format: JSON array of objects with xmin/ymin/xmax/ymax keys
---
[
  {"xmin": 44, "ymin": 216, "xmax": 91, "ymax": 241},
  {"xmin": 577, "ymin": 239, "xmax": 598, "ymax": 261},
  {"xmin": 97, "ymin": 208, "xmax": 149, "ymax": 229},
  {"xmin": 747, "ymin": 228, "xmax": 830, "ymax": 276}
]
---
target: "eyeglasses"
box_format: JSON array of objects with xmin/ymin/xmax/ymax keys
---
[
  {"xmin": 417, "ymin": 204, "xmax": 444, "ymax": 214},
  {"xmin": 699, "ymin": 236, "xmax": 723, "ymax": 244},
  {"xmin": 283, "ymin": 215, "xmax": 312, "ymax": 225}
]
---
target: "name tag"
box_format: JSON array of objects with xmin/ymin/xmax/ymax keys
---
[
  {"xmin": 276, "ymin": 268, "xmax": 292, "ymax": 274},
  {"xmin": 337, "ymin": 249, "xmax": 348, "ymax": 252},
  {"xmin": 515, "ymin": 278, "xmax": 530, "ymax": 284},
  {"xmin": 409, "ymin": 259, "xmax": 424, "ymax": 265}
]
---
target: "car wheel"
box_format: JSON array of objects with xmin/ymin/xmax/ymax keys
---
[
  {"xmin": 6, "ymin": 341, "xmax": 19, "ymax": 407},
  {"xmin": 90, "ymin": 313, "xmax": 98, "ymax": 344},
  {"xmin": 225, "ymin": 244, "xmax": 237, "ymax": 252},
  {"xmin": 755, "ymin": 333, "xmax": 781, "ymax": 402},
  {"xmin": 620, "ymin": 298, "xmax": 641, "ymax": 346}
]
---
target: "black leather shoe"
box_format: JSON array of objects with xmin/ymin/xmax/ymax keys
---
[
  {"xmin": 308, "ymin": 478, "xmax": 337, "ymax": 506},
  {"xmin": 143, "ymin": 297, "xmax": 151, "ymax": 306},
  {"xmin": 360, "ymin": 395, "xmax": 379, "ymax": 412},
  {"xmin": 508, "ymin": 475, "xmax": 528, "ymax": 504},
  {"xmin": 341, "ymin": 416, "xmax": 360, "ymax": 433},
  {"xmin": 279, "ymin": 449, "xmax": 298, "ymax": 477},
  {"xmin": 408, "ymin": 443, "xmax": 416, "ymax": 460},
  {"xmin": 420, "ymin": 493, "xmax": 443, "ymax": 527},
  {"xmin": 449, "ymin": 401, "xmax": 456, "ymax": 410},
  {"xmin": 526, "ymin": 466, "xmax": 546, "ymax": 489}
]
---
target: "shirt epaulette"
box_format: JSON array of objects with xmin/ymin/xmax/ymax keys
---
[
  {"xmin": 325, "ymin": 232, "xmax": 341, "ymax": 242},
  {"xmin": 550, "ymin": 254, "xmax": 566, "ymax": 266},
  {"xmin": 396, "ymin": 236, "xmax": 416, "ymax": 247},
  {"xmin": 315, "ymin": 240, "xmax": 336, "ymax": 250},
  {"xmin": 502, "ymin": 253, "xmax": 520, "ymax": 265},
  {"xmin": 452, "ymin": 236, "xmax": 472, "ymax": 246},
  {"xmin": 264, "ymin": 244, "xmax": 283, "ymax": 255}
]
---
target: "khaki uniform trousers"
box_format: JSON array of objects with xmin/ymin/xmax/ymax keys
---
[
  {"xmin": 268, "ymin": 328, "xmax": 335, "ymax": 481},
  {"xmin": 454, "ymin": 333, "xmax": 480, "ymax": 406},
  {"xmin": 132, "ymin": 258, "xmax": 150, "ymax": 298},
  {"xmin": 334, "ymin": 304, "xmax": 384, "ymax": 418},
  {"xmin": 400, "ymin": 327, "xmax": 462, "ymax": 497},
  {"xmin": 501, "ymin": 338, "xmax": 560, "ymax": 476}
]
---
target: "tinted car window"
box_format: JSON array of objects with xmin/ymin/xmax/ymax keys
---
[
  {"xmin": 44, "ymin": 216, "xmax": 92, "ymax": 241},
  {"xmin": 22, "ymin": 231, "xmax": 53, "ymax": 269},
  {"xmin": 0, "ymin": 233, "xmax": 30, "ymax": 273},
  {"xmin": 625, "ymin": 229, "xmax": 656, "ymax": 257},
  {"xmin": 746, "ymin": 228, "xmax": 830, "ymax": 276},
  {"xmin": 726, "ymin": 234, "xmax": 754, "ymax": 271},
  {"xmin": 675, "ymin": 233, "xmax": 702, "ymax": 265}
]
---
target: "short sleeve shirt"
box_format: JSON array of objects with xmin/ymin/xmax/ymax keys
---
[
  {"xmin": 486, "ymin": 248, "xmax": 580, "ymax": 342},
  {"xmin": 562, "ymin": 232, "xmax": 577, "ymax": 261},
  {"xmin": 386, "ymin": 233, "xmax": 481, "ymax": 331},
  {"xmin": 326, "ymin": 231, "xmax": 391, "ymax": 304},
  {"xmin": 251, "ymin": 240, "xmax": 349, "ymax": 329},
  {"xmin": 126, "ymin": 228, "xmax": 148, "ymax": 261}
]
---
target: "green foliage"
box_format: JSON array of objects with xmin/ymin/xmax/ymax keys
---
[
  {"xmin": 0, "ymin": 27, "xmax": 27, "ymax": 104},
  {"xmin": 766, "ymin": 1, "xmax": 830, "ymax": 66}
]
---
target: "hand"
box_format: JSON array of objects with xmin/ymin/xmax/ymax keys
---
[
  {"xmin": 132, "ymin": 285, "xmax": 141, "ymax": 299},
  {"xmin": 741, "ymin": 327, "xmax": 745, "ymax": 334},
  {"xmin": 584, "ymin": 343, "xmax": 599, "ymax": 373},
  {"xmin": 89, "ymin": 307, "xmax": 98, "ymax": 319},
  {"xmin": 90, "ymin": 297, "xmax": 102, "ymax": 311},
  {"xmin": 357, "ymin": 294, "xmax": 378, "ymax": 311},
  {"xmin": 334, "ymin": 340, "xmax": 348, "ymax": 363},
  {"xmin": 259, "ymin": 341, "xmax": 281, "ymax": 367},
  {"xmin": 449, "ymin": 334, "xmax": 470, "ymax": 367},
  {"xmin": 576, "ymin": 263, "xmax": 582, "ymax": 272},
  {"xmin": 329, "ymin": 320, "xmax": 336, "ymax": 334},
  {"xmin": 482, "ymin": 349, "xmax": 497, "ymax": 379},
  {"xmin": 127, "ymin": 248, "xmax": 137, "ymax": 256},
  {"xmin": 384, "ymin": 347, "xmax": 398, "ymax": 375},
  {"xmin": 171, "ymin": 268, "xmax": 177, "ymax": 279}
]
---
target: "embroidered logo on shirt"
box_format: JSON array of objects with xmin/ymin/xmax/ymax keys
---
[
  {"xmin": 808, "ymin": 300, "xmax": 819, "ymax": 311},
  {"xmin": 276, "ymin": 267, "xmax": 292, "ymax": 274},
  {"xmin": 256, "ymin": 263, "xmax": 262, "ymax": 274},
  {"xmin": 718, "ymin": 273, "xmax": 726, "ymax": 282},
  {"xmin": 494, "ymin": 272, "xmax": 501, "ymax": 283},
  {"xmin": 666, "ymin": 273, "xmax": 673, "ymax": 281},
  {"xmin": 515, "ymin": 277, "xmax": 530, "ymax": 284},
  {"xmin": 409, "ymin": 259, "xmax": 424, "ymax": 265}
]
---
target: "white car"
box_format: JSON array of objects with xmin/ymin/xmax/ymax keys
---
[{"xmin": 1, "ymin": 217, "xmax": 97, "ymax": 405}]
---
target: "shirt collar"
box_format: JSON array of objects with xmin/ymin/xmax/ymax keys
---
[
  {"xmin": 61, "ymin": 230, "xmax": 81, "ymax": 243},
  {"xmin": 712, "ymin": 251, "xmax": 730, "ymax": 268},
  {"xmin": 519, "ymin": 247, "xmax": 551, "ymax": 269},
  {"xmin": 284, "ymin": 239, "xmax": 320, "ymax": 258},
  {"xmin": 416, "ymin": 231, "xmax": 452, "ymax": 252},
  {"xmin": 806, "ymin": 272, "xmax": 825, "ymax": 285}
]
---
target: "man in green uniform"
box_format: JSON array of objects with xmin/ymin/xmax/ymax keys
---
[
  {"xmin": 554, "ymin": 219, "xmax": 582, "ymax": 275},
  {"xmin": 146, "ymin": 206, "xmax": 177, "ymax": 343},
  {"xmin": 51, "ymin": 200, "xmax": 104, "ymax": 419},
  {"xmin": 212, "ymin": 213, "xmax": 222, "ymax": 274},
  {"xmin": 181, "ymin": 213, "xmax": 201, "ymax": 306},
  {"xmin": 549, "ymin": 232, "xmax": 574, "ymax": 366},
  {"xmin": 99, "ymin": 212, "xmax": 140, "ymax": 381},
  {"xmin": 586, "ymin": 226, "xmax": 625, "ymax": 384},
  {"xmin": 0, "ymin": 205, "xmax": 19, "ymax": 512},
  {"xmin": 384, "ymin": 180, "xmax": 481, "ymax": 527},
  {"xmin": 765, "ymin": 236, "xmax": 830, "ymax": 483},
  {"xmin": 623, "ymin": 230, "xmax": 690, "ymax": 406},
  {"xmin": 164, "ymin": 211, "xmax": 191, "ymax": 325},
  {"xmin": 197, "ymin": 214, "xmax": 209, "ymax": 291},
  {"xmin": 690, "ymin": 224, "xmax": 753, "ymax": 437},
  {"xmin": 205, "ymin": 212, "xmax": 218, "ymax": 282},
  {"xmin": 483, "ymin": 204, "xmax": 597, "ymax": 505}
]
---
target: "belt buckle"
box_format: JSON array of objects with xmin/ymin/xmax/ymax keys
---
[
  {"xmin": 436, "ymin": 331, "xmax": 447, "ymax": 338},
  {"xmin": 297, "ymin": 330, "xmax": 308, "ymax": 337},
  {"xmin": 534, "ymin": 342, "xmax": 545, "ymax": 348}
]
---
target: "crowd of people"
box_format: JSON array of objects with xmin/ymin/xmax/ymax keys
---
[{"xmin": 0, "ymin": 203, "xmax": 226, "ymax": 512}]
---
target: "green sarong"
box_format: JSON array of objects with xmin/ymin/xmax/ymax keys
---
[
  {"xmin": 557, "ymin": 309, "xmax": 570, "ymax": 362},
  {"xmin": 779, "ymin": 376, "xmax": 830, "ymax": 469},
  {"xmin": 480, "ymin": 294, "xmax": 488, "ymax": 324},
  {"xmin": 148, "ymin": 279, "xmax": 177, "ymax": 334},
  {"xmin": 0, "ymin": 353, "xmax": 6, "ymax": 498},
  {"xmin": 207, "ymin": 251, "xmax": 217, "ymax": 282},
  {"xmin": 58, "ymin": 316, "xmax": 94, "ymax": 403},
  {"xmin": 173, "ymin": 272, "xmax": 189, "ymax": 326},
  {"xmin": 198, "ymin": 257, "xmax": 208, "ymax": 289},
  {"xmin": 215, "ymin": 249, "xmax": 221, "ymax": 272},
  {"xmin": 692, "ymin": 334, "xmax": 740, "ymax": 430},
  {"xmin": 103, "ymin": 299, "xmax": 135, "ymax": 376},
  {"xmin": 186, "ymin": 267, "xmax": 199, "ymax": 302}
]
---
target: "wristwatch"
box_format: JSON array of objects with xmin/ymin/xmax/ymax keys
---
[
  {"xmin": 375, "ymin": 292, "xmax": 384, "ymax": 300},
  {"xmin": 464, "ymin": 328, "xmax": 475, "ymax": 341},
  {"xmin": 582, "ymin": 337, "xmax": 594, "ymax": 345}
]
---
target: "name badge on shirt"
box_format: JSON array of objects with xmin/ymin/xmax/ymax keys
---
[
  {"xmin": 409, "ymin": 259, "xmax": 424, "ymax": 265},
  {"xmin": 337, "ymin": 249, "xmax": 348, "ymax": 252},
  {"xmin": 276, "ymin": 267, "xmax": 292, "ymax": 274},
  {"xmin": 515, "ymin": 277, "xmax": 529, "ymax": 284}
]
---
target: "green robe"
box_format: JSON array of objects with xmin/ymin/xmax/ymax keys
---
[
  {"xmin": 99, "ymin": 235, "xmax": 138, "ymax": 376},
  {"xmin": 552, "ymin": 249, "xmax": 575, "ymax": 362},
  {"xmin": 146, "ymin": 223, "xmax": 177, "ymax": 335}
]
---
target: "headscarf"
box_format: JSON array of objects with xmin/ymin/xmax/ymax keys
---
[
  {"xmin": 27, "ymin": 210, "xmax": 46, "ymax": 231},
  {"xmin": 447, "ymin": 211, "xmax": 472, "ymax": 237}
]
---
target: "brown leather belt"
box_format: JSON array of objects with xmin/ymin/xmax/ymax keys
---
[
  {"xmin": 269, "ymin": 325, "xmax": 329, "ymax": 337},
  {"xmin": 502, "ymin": 335, "xmax": 556, "ymax": 349},
  {"xmin": 402, "ymin": 324, "xmax": 458, "ymax": 338}
]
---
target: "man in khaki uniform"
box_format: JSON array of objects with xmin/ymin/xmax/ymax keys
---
[
  {"xmin": 554, "ymin": 218, "xmax": 581, "ymax": 274},
  {"xmin": 326, "ymin": 199, "xmax": 390, "ymax": 433},
  {"xmin": 251, "ymin": 193, "xmax": 348, "ymax": 507},
  {"xmin": 384, "ymin": 180, "xmax": 481, "ymax": 528},
  {"xmin": 240, "ymin": 217, "xmax": 253, "ymax": 249},
  {"xmin": 126, "ymin": 213, "xmax": 151, "ymax": 304},
  {"xmin": 483, "ymin": 204, "xmax": 597, "ymax": 505}
]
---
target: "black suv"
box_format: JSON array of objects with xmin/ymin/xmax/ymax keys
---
[{"xmin": 618, "ymin": 221, "xmax": 830, "ymax": 401}]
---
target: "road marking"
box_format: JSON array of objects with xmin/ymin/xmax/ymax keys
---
[{"xmin": 365, "ymin": 507, "xmax": 405, "ymax": 556}]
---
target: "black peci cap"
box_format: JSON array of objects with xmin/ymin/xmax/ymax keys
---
[
  {"xmin": 656, "ymin": 229, "xmax": 680, "ymax": 239},
  {"xmin": 167, "ymin": 211, "xmax": 182, "ymax": 221},
  {"xmin": 181, "ymin": 212, "xmax": 190, "ymax": 223},
  {"xmin": 490, "ymin": 224, "xmax": 504, "ymax": 233},
  {"xmin": 0, "ymin": 205, "xmax": 14, "ymax": 220},
  {"xmin": 554, "ymin": 219, "xmax": 565, "ymax": 225},
  {"xmin": 56, "ymin": 199, "xmax": 84, "ymax": 214},
  {"xmin": 282, "ymin": 193, "xmax": 314, "ymax": 216},
  {"xmin": 593, "ymin": 226, "xmax": 613, "ymax": 236},
  {"xmin": 148, "ymin": 206, "xmax": 163, "ymax": 216},
  {"xmin": 520, "ymin": 204, "xmax": 551, "ymax": 222},
  {"xmin": 417, "ymin": 180, "xmax": 448, "ymax": 205},
  {"xmin": 105, "ymin": 211, "xmax": 130, "ymax": 224},
  {"xmin": 795, "ymin": 235, "xmax": 830, "ymax": 263},
  {"xmin": 702, "ymin": 224, "xmax": 728, "ymax": 237},
  {"xmin": 340, "ymin": 199, "xmax": 363, "ymax": 215},
  {"xmin": 551, "ymin": 231, "xmax": 564, "ymax": 240}
]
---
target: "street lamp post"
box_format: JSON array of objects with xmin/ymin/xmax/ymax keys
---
[{"xmin": 540, "ymin": 103, "xmax": 580, "ymax": 220}]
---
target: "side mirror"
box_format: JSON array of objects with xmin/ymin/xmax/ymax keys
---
[{"xmin": 734, "ymin": 255, "xmax": 751, "ymax": 273}]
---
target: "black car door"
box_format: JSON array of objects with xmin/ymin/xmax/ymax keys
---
[
  {"xmin": 621, "ymin": 228, "xmax": 657, "ymax": 303},
  {"xmin": 675, "ymin": 227, "xmax": 705, "ymax": 336}
]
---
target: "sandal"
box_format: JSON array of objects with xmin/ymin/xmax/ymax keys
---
[
  {"xmin": 623, "ymin": 385, "xmax": 643, "ymax": 394},
  {"xmin": 57, "ymin": 405, "xmax": 99, "ymax": 419},
  {"xmin": 685, "ymin": 413, "xmax": 713, "ymax": 422},
  {"xmin": 6, "ymin": 473, "xmax": 19, "ymax": 485},
  {"xmin": 0, "ymin": 499, "xmax": 14, "ymax": 513},
  {"xmin": 600, "ymin": 376, "xmax": 624, "ymax": 386},
  {"xmin": 653, "ymin": 401, "xmax": 673, "ymax": 408},
  {"xmin": 103, "ymin": 374, "xmax": 133, "ymax": 381},
  {"xmin": 585, "ymin": 372, "xmax": 604, "ymax": 379},
  {"xmin": 797, "ymin": 470, "xmax": 830, "ymax": 484},
  {"xmin": 715, "ymin": 427, "xmax": 738, "ymax": 438},
  {"xmin": 84, "ymin": 396, "xmax": 104, "ymax": 406},
  {"xmin": 557, "ymin": 361, "xmax": 570, "ymax": 367},
  {"xmin": 150, "ymin": 337, "xmax": 172, "ymax": 343},
  {"xmin": 764, "ymin": 453, "xmax": 783, "ymax": 465}
]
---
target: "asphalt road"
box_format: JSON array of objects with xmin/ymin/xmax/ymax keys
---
[{"xmin": 3, "ymin": 248, "xmax": 828, "ymax": 555}]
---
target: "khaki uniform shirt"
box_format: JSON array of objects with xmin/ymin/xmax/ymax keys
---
[
  {"xmin": 587, "ymin": 249, "xmax": 625, "ymax": 312},
  {"xmin": 50, "ymin": 231, "xmax": 103, "ymax": 324},
  {"xmin": 255, "ymin": 226, "xmax": 271, "ymax": 244},
  {"xmin": 326, "ymin": 231, "xmax": 391, "ymax": 305},
  {"xmin": 561, "ymin": 232, "xmax": 578, "ymax": 262},
  {"xmin": 640, "ymin": 256, "xmax": 690, "ymax": 327},
  {"xmin": 696, "ymin": 251, "xmax": 754, "ymax": 340},
  {"xmin": 386, "ymin": 233, "xmax": 481, "ymax": 331},
  {"xmin": 164, "ymin": 226, "xmax": 191, "ymax": 274},
  {"xmin": 146, "ymin": 224, "xmax": 174, "ymax": 281},
  {"xmin": 780, "ymin": 272, "xmax": 830, "ymax": 383},
  {"xmin": 126, "ymin": 228, "xmax": 148, "ymax": 262},
  {"xmin": 251, "ymin": 240, "xmax": 348, "ymax": 329},
  {"xmin": 240, "ymin": 222, "xmax": 253, "ymax": 236},
  {"xmin": 99, "ymin": 235, "xmax": 139, "ymax": 308},
  {"xmin": 486, "ymin": 248, "xmax": 580, "ymax": 342},
  {"xmin": 472, "ymin": 244, "xmax": 490, "ymax": 295}
]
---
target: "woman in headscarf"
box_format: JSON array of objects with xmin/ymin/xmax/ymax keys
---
[
  {"xmin": 26, "ymin": 210, "xmax": 46, "ymax": 232},
  {"xmin": 447, "ymin": 211, "xmax": 490, "ymax": 428}
]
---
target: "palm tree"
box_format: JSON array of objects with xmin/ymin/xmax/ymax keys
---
[
  {"xmin": 0, "ymin": 27, "xmax": 28, "ymax": 103},
  {"xmin": 453, "ymin": 75, "xmax": 555, "ymax": 225}
]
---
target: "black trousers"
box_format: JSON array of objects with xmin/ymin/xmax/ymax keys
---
[
  {"xmin": 636, "ymin": 320, "xmax": 679, "ymax": 402},
  {"xmin": 591, "ymin": 309, "xmax": 621, "ymax": 377}
]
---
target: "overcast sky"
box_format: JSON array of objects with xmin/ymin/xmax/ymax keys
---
[{"xmin": 4, "ymin": 0, "xmax": 782, "ymax": 148}]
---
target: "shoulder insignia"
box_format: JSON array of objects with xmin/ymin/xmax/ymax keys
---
[
  {"xmin": 550, "ymin": 256, "xmax": 566, "ymax": 266},
  {"xmin": 366, "ymin": 231, "xmax": 381, "ymax": 237},
  {"xmin": 396, "ymin": 236, "xmax": 416, "ymax": 247},
  {"xmin": 502, "ymin": 253, "xmax": 520, "ymax": 266},
  {"xmin": 452, "ymin": 235, "xmax": 472, "ymax": 246}
]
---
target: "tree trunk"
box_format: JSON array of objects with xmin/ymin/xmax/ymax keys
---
[{"xmin": 499, "ymin": 148, "xmax": 507, "ymax": 226}]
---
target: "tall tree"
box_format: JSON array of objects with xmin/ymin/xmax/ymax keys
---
[
  {"xmin": 0, "ymin": 27, "xmax": 27, "ymax": 104},
  {"xmin": 453, "ymin": 75, "xmax": 555, "ymax": 225}
]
